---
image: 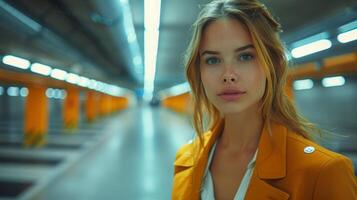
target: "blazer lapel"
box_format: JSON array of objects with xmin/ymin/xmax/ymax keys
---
[
  {"xmin": 245, "ymin": 176, "xmax": 290, "ymax": 200},
  {"xmin": 190, "ymin": 120, "xmax": 224, "ymax": 198},
  {"xmin": 245, "ymin": 121, "xmax": 290, "ymax": 199},
  {"xmin": 186, "ymin": 120, "xmax": 290, "ymax": 199}
]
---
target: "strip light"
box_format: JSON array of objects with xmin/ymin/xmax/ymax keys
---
[
  {"xmin": 7, "ymin": 87, "xmax": 19, "ymax": 96},
  {"xmin": 337, "ymin": 28, "xmax": 357, "ymax": 43},
  {"xmin": 30, "ymin": 63, "xmax": 52, "ymax": 76},
  {"xmin": 19, "ymin": 87, "xmax": 28, "ymax": 97},
  {"xmin": 78, "ymin": 76, "xmax": 90, "ymax": 87},
  {"xmin": 51, "ymin": 68, "xmax": 68, "ymax": 80},
  {"xmin": 291, "ymin": 39, "xmax": 332, "ymax": 58},
  {"xmin": 322, "ymin": 76, "xmax": 345, "ymax": 87},
  {"xmin": 2, "ymin": 55, "xmax": 30, "ymax": 69},
  {"xmin": 293, "ymin": 79, "xmax": 314, "ymax": 90},
  {"xmin": 66, "ymin": 73, "xmax": 80, "ymax": 84},
  {"xmin": 143, "ymin": 0, "xmax": 161, "ymax": 101}
]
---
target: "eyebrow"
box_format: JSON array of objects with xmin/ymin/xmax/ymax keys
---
[{"xmin": 200, "ymin": 44, "xmax": 254, "ymax": 56}]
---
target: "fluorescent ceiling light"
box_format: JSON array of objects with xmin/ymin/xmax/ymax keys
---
[
  {"xmin": 291, "ymin": 39, "xmax": 332, "ymax": 58},
  {"xmin": 2, "ymin": 55, "xmax": 30, "ymax": 69},
  {"xmin": 337, "ymin": 28, "xmax": 357, "ymax": 43},
  {"xmin": 95, "ymin": 81, "xmax": 105, "ymax": 91},
  {"xmin": 60, "ymin": 90, "xmax": 67, "ymax": 99},
  {"xmin": 66, "ymin": 73, "xmax": 80, "ymax": 84},
  {"xmin": 322, "ymin": 76, "xmax": 345, "ymax": 87},
  {"xmin": 293, "ymin": 79, "xmax": 314, "ymax": 90},
  {"xmin": 46, "ymin": 88, "xmax": 54, "ymax": 98},
  {"xmin": 88, "ymin": 79, "xmax": 98, "ymax": 89},
  {"xmin": 143, "ymin": 30, "xmax": 159, "ymax": 101},
  {"xmin": 19, "ymin": 87, "xmax": 28, "ymax": 97},
  {"xmin": 101, "ymin": 83, "xmax": 110, "ymax": 93},
  {"xmin": 106, "ymin": 85, "xmax": 125, "ymax": 97},
  {"xmin": 30, "ymin": 63, "xmax": 52, "ymax": 76},
  {"xmin": 51, "ymin": 68, "xmax": 68, "ymax": 80},
  {"xmin": 7, "ymin": 87, "xmax": 19, "ymax": 97},
  {"xmin": 0, "ymin": 86, "xmax": 3, "ymax": 95},
  {"xmin": 53, "ymin": 89, "xmax": 63, "ymax": 99},
  {"xmin": 78, "ymin": 76, "xmax": 90, "ymax": 87},
  {"xmin": 143, "ymin": 0, "xmax": 161, "ymax": 101},
  {"xmin": 47, "ymin": 88, "xmax": 66, "ymax": 99},
  {"xmin": 144, "ymin": 0, "xmax": 161, "ymax": 30}
]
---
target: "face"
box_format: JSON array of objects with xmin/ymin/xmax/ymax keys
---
[{"xmin": 199, "ymin": 18, "xmax": 267, "ymax": 115}]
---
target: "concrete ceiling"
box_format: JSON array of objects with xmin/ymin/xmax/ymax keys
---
[{"xmin": 0, "ymin": 0, "xmax": 356, "ymax": 95}]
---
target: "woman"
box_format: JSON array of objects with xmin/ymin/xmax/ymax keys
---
[{"xmin": 172, "ymin": 0, "xmax": 357, "ymax": 199}]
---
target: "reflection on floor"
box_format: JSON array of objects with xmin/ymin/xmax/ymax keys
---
[
  {"xmin": 0, "ymin": 104, "xmax": 356, "ymax": 200},
  {"xmin": 0, "ymin": 105, "xmax": 194, "ymax": 200}
]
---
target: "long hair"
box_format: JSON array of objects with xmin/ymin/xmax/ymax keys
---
[{"xmin": 185, "ymin": 0, "xmax": 321, "ymax": 146}]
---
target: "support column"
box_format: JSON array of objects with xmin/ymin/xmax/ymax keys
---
[
  {"xmin": 99, "ymin": 94, "xmax": 111, "ymax": 116},
  {"xmin": 106, "ymin": 95, "xmax": 112, "ymax": 115},
  {"xmin": 117, "ymin": 97, "xmax": 129, "ymax": 110},
  {"xmin": 24, "ymin": 85, "xmax": 48, "ymax": 147},
  {"xmin": 285, "ymin": 76, "xmax": 294, "ymax": 100},
  {"xmin": 99, "ymin": 94, "xmax": 105, "ymax": 116},
  {"xmin": 162, "ymin": 93, "xmax": 191, "ymax": 113},
  {"xmin": 85, "ymin": 91, "xmax": 97, "ymax": 122},
  {"xmin": 64, "ymin": 88, "xmax": 80, "ymax": 129}
]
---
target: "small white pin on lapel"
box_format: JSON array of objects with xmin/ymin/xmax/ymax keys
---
[{"xmin": 304, "ymin": 146, "xmax": 315, "ymax": 154}]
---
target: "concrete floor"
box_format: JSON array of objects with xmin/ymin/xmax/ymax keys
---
[
  {"xmin": 30, "ymin": 104, "xmax": 193, "ymax": 200},
  {"xmin": 0, "ymin": 104, "xmax": 356, "ymax": 200}
]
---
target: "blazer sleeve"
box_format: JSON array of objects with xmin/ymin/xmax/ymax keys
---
[{"xmin": 313, "ymin": 155, "xmax": 357, "ymax": 200}]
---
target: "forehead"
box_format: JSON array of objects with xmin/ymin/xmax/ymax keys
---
[{"xmin": 199, "ymin": 18, "xmax": 252, "ymax": 50}]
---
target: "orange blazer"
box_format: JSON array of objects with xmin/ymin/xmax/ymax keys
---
[{"xmin": 172, "ymin": 121, "xmax": 357, "ymax": 200}]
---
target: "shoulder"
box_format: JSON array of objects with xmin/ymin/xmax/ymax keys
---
[
  {"xmin": 286, "ymin": 132, "xmax": 351, "ymax": 165},
  {"xmin": 285, "ymin": 132, "xmax": 357, "ymax": 198},
  {"xmin": 174, "ymin": 131, "xmax": 213, "ymax": 167},
  {"xmin": 286, "ymin": 133, "xmax": 357, "ymax": 180}
]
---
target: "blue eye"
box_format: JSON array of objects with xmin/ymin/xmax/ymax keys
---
[
  {"xmin": 239, "ymin": 53, "xmax": 254, "ymax": 61},
  {"xmin": 205, "ymin": 57, "xmax": 220, "ymax": 65}
]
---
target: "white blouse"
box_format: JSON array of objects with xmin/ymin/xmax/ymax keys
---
[{"xmin": 200, "ymin": 141, "xmax": 258, "ymax": 200}]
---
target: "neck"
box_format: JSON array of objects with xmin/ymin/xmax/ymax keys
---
[{"xmin": 219, "ymin": 105, "xmax": 264, "ymax": 153}]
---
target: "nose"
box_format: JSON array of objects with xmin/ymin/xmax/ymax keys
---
[{"xmin": 222, "ymin": 73, "xmax": 237, "ymax": 84}]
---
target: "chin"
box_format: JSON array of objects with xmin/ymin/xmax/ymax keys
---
[
  {"xmin": 214, "ymin": 101, "xmax": 260, "ymax": 116},
  {"xmin": 216, "ymin": 104, "xmax": 247, "ymax": 115}
]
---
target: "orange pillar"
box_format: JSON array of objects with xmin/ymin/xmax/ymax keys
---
[
  {"xmin": 99, "ymin": 94, "xmax": 106, "ymax": 116},
  {"xmin": 285, "ymin": 76, "xmax": 294, "ymax": 100},
  {"xmin": 110, "ymin": 96, "xmax": 116, "ymax": 113},
  {"xmin": 162, "ymin": 93, "xmax": 191, "ymax": 113},
  {"xmin": 122, "ymin": 97, "xmax": 129, "ymax": 110},
  {"xmin": 112, "ymin": 97, "xmax": 117, "ymax": 112},
  {"xmin": 85, "ymin": 91, "xmax": 97, "ymax": 122},
  {"xmin": 24, "ymin": 85, "xmax": 48, "ymax": 147},
  {"xmin": 101, "ymin": 95, "xmax": 111, "ymax": 115},
  {"xmin": 63, "ymin": 88, "xmax": 80, "ymax": 129}
]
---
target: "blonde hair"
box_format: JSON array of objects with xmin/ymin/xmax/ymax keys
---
[{"xmin": 185, "ymin": 0, "xmax": 321, "ymax": 146}]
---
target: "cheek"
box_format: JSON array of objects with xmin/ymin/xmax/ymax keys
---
[
  {"xmin": 200, "ymin": 70, "xmax": 217, "ymax": 97},
  {"xmin": 255, "ymin": 69, "xmax": 267, "ymax": 95},
  {"xmin": 245, "ymin": 66, "xmax": 266, "ymax": 93}
]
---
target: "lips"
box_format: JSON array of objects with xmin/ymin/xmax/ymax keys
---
[
  {"xmin": 218, "ymin": 89, "xmax": 246, "ymax": 101},
  {"xmin": 218, "ymin": 89, "xmax": 246, "ymax": 96}
]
